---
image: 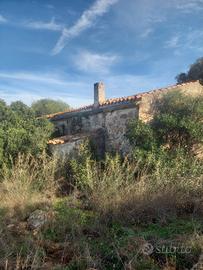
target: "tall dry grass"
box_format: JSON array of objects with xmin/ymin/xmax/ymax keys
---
[
  {"xmin": 0, "ymin": 145, "xmax": 203, "ymax": 268},
  {"xmin": 70, "ymin": 146, "xmax": 203, "ymax": 224},
  {"xmin": 0, "ymin": 152, "xmax": 59, "ymax": 218},
  {"xmin": 0, "ymin": 153, "xmax": 62, "ymax": 269}
]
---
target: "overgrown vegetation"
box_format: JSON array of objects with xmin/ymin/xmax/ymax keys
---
[
  {"xmin": 31, "ymin": 99, "xmax": 70, "ymax": 117},
  {"xmin": 1, "ymin": 92, "xmax": 203, "ymax": 269},
  {"xmin": 0, "ymin": 100, "xmax": 53, "ymax": 166}
]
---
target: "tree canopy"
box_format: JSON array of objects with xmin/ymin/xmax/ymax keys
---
[
  {"xmin": 127, "ymin": 91, "xmax": 203, "ymax": 154},
  {"xmin": 176, "ymin": 57, "xmax": 203, "ymax": 83},
  {"xmin": 31, "ymin": 99, "xmax": 70, "ymax": 117},
  {"xmin": 0, "ymin": 100, "xmax": 53, "ymax": 166}
]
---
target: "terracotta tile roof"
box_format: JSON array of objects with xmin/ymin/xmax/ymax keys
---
[
  {"xmin": 46, "ymin": 80, "xmax": 199, "ymax": 119},
  {"xmin": 45, "ymin": 95, "xmax": 141, "ymax": 119},
  {"xmin": 48, "ymin": 134, "xmax": 88, "ymax": 145},
  {"xmin": 48, "ymin": 137, "xmax": 66, "ymax": 145}
]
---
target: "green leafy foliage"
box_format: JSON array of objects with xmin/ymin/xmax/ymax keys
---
[
  {"xmin": 152, "ymin": 91, "xmax": 203, "ymax": 149},
  {"xmin": 126, "ymin": 91, "xmax": 203, "ymax": 180},
  {"xmin": 127, "ymin": 91, "xmax": 203, "ymax": 155},
  {"xmin": 31, "ymin": 98, "xmax": 70, "ymax": 117},
  {"xmin": 68, "ymin": 140, "xmax": 97, "ymax": 191},
  {"xmin": 0, "ymin": 100, "xmax": 53, "ymax": 166},
  {"xmin": 176, "ymin": 57, "xmax": 203, "ymax": 83},
  {"xmin": 127, "ymin": 119, "xmax": 156, "ymax": 151}
]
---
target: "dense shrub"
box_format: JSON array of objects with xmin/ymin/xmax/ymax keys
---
[
  {"xmin": 68, "ymin": 143, "xmax": 203, "ymax": 224},
  {"xmin": 0, "ymin": 153, "xmax": 59, "ymax": 213},
  {"xmin": 1, "ymin": 91, "xmax": 203, "ymax": 269},
  {"xmin": 127, "ymin": 91, "xmax": 203, "ymax": 166},
  {"xmin": 31, "ymin": 99, "xmax": 70, "ymax": 117},
  {"xmin": 65, "ymin": 91, "xmax": 203, "ymax": 224},
  {"xmin": 0, "ymin": 100, "xmax": 53, "ymax": 166},
  {"xmin": 176, "ymin": 57, "xmax": 203, "ymax": 83}
]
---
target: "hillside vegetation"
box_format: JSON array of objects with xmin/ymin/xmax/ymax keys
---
[{"xmin": 1, "ymin": 91, "xmax": 203, "ymax": 269}]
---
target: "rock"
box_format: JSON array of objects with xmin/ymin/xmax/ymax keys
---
[
  {"xmin": 7, "ymin": 224, "xmax": 15, "ymax": 230},
  {"xmin": 7, "ymin": 222, "xmax": 28, "ymax": 236},
  {"xmin": 38, "ymin": 240, "xmax": 74, "ymax": 265},
  {"xmin": 27, "ymin": 209, "xmax": 49, "ymax": 230}
]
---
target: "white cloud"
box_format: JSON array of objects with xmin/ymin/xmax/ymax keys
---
[
  {"xmin": 0, "ymin": 67, "xmax": 176, "ymax": 108},
  {"xmin": 0, "ymin": 14, "xmax": 63, "ymax": 32},
  {"xmin": 164, "ymin": 35, "xmax": 180, "ymax": 48},
  {"xmin": 45, "ymin": 4, "xmax": 55, "ymax": 9},
  {"xmin": 52, "ymin": 0, "xmax": 118, "ymax": 55},
  {"xmin": 0, "ymin": 71, "xmax": 69, "ymax": 85},
  {"xmin": 175, "ymin": 0, "xmax": 203, "ymax": 13},
  {"xmin": 74, "ymin": 50, "xmax": 118, "ymax": 74},
  {"xmin": 0, "ymin": 71, "xmax": 93, "ymax": 107},
  {"xmin": 0, "ymin": 89, "xmax": 43, "ymax": 105},
  {"xmin": 0, "ymin": 88, "xmax": 92, "ymax": 108},
  {"xmin": 112, "ymin": 0, "xmax": 168, "ymax": 41},
  {"xmin": 164, "ymin": 29, "xmax": 203, "ymax": 53},
  {"xmin": 140, "ymin": 28, "xmax": 153, "ymax": 39},
  {"xmin": 0, "ymin": 14, "xmax": 7, "ymax": 23},
  {"xmin": 25, "ymin": 17, "xmax": 63, "ymax": 32}
]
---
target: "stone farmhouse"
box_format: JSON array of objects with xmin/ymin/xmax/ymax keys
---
[{"xmin": 48, "ymin": 80, "xmax": 203, "ymax": 157}]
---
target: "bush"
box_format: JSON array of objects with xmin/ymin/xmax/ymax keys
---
[
  {"xmin": 126, "ymin": 91, "xmax": 203, "ymax": 172},
  {"xmin": 68, "ymin": 140, "xmax": 98, "ymax": 191},
  {"xmin": 31, "ymin": 99, "xmax": 70, "ymax": 117},
  {"xmin": 66, "ymin": 132, "xmax": 203, "ymax": 225},
  {"xmin": 0, "ymin": 100, "xmax": 53, "ymax": 166},
  {"xmin": 152, "ymin": 91, "xmax": 203, "ymax": 150},
  {"xmin": 44, "ymin": 90, "xmax": 203, "ymax": 226},
  {"xmin": 0, "ymin": 153, "xmax": 59, "ymax": 217},
  {"xmin": 128, "ymin": 91, "xmax": 203, "ymax": 153}
]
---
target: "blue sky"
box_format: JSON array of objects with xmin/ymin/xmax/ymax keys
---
[{"xmin": 0, "ymin": 0, "xmax": 203, "ymax": 107}]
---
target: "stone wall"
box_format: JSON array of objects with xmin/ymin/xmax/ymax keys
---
[
  {"xmin": 49, "ymin": 134, "xmax": 89, "ymax": 158},
  {"xmin": 51, "ymin": 103, "xmax": 138, "ymax": 155},
  {"xmin": 50, "ymin": 80, "xmax": 203, "ymax": 157},
  {"xmin": 105, "ymin": 107, "xmax": 138, "ymax": 153},
  {"xmin": 139, "ymin": 80, "xmax": 203, "ymax": 123}
]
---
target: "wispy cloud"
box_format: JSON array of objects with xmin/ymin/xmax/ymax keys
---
[
  {"xmin": 164, "ymin": 35, "xmax": 180, "ymax": 48},
  {"xmin": 0, "ymin": 14, "xmax": 63, "ymax": 32},
  {"xmin": 186, "ymin": 30, "xmax": 203, "ymax": 52},
  {"xmin": 44, "ymin": 4, "xmax": 55, "ymax": 9},
  {"xmin": 0, "ymin": 71, "xmax": 92, "ymax": 107},
  {"xmin": 25, "ymin": 17, "xmax": 63, "ymax": 32},
  {"xmin": 164, "ymin": 29, "xmax": 203, "ymax": 52},
  {"xmin": 175, "ymin": 0, "xmax": 203, "ymax": 13},
  {"xmin": 140, "ymin": 28, "xmax": 153, "ymax": 39},
  {"xmin": 0, "ymin": 87, "xmax": 92, "ymax": 108},
  {"xmin": 0, "ymin": 14, "xmax": 8, "ymax": 24},
  {"xmin": 74, "ymin": 50, "xmax": 118, "ymax": 74},
  {"xmin": 52, "ymin": 0, "xmax": 118, "ymax": 55},
  {"xmin": 0, "ymin": 67, "xmax": 175, "ymax": 108},
  {"xmin": 0, "ymin": 71, "xmax": 74, "ymax": 86}
]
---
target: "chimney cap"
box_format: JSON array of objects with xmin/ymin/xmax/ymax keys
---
[{"xmin": 94, "ymin": 81, "xmax": 104, "ymax": 86}]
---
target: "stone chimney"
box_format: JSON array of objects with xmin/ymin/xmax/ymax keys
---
[{"xmin": 94, "ymin": 82, "xmax": 105, "ymax": 106}]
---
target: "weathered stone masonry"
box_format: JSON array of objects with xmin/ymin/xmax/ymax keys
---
[{"xmin": 48, "ymin": 80, "xmax": 203, "ymax": 156}]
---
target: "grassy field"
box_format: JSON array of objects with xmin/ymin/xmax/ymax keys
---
[{"xmin": 0, "ymin": 151, "xmax": 203, "ymax": 270}]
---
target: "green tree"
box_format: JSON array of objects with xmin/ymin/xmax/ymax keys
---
[
  {"xmin": 176, "ymin": 57, "xmax": 203, "ymax": 83},
  {"xmin": 0, "ymin": 100, "xmax": 53, "ymax": 166},
  {"xmin": 31, "ymin": 99, "xmax": 70, "ymax": 117},
  {"xmin": 127, "ymin": 91, "xmax": 203, "ymax": 154},
  {"xmin": 10, "ymin": 101, "xmax": 33, "ymax": 117}
]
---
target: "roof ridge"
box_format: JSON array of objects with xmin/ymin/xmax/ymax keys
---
[{"xmin": 45, "ymin": 80, "xmax": 199, "ymax": 119}]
